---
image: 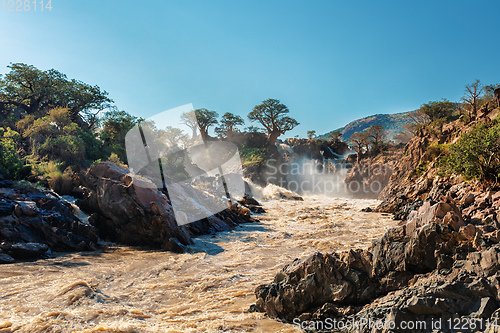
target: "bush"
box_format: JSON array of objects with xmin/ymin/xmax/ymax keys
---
[
  {"xmin": 38, "ymin": 135, "xmax": 85, "ymax": 165},
  {"xmin": 0, "ymin": 127, "xmax": 27, "ymax": 179},
  {"xmin": 439, "ymin": 122, "xmax": 500, "ymax": 181},
  {"xmin": 240, "ymin": 148, "xmax": 269, "ymax": 167}
]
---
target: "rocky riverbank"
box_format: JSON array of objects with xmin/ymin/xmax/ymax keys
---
[
  {"xmin": 0, "ymin": 162, "xmax": 255, "ymax": 263},
  {"xmin": 253, "ymin": 102, "xmax": 500, "ymax": 332},
  {"xmin": 0, "ymin": 177, "xmax": 98, "ymax": 263},
  {"xmin": 253, "ymin": 195, "xmax": 500, "ymax": 332}
]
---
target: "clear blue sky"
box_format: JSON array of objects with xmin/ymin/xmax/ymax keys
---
[{"xmin": 1, "ymin": 0, "xmax": 499, "ymax": 138}]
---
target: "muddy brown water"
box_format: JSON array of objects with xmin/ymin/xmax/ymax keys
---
[{"xmin": 0, "ymin": 197, "xmax": 395, "ymax": 332}]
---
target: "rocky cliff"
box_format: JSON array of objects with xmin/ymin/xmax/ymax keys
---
[{"xmin": 253, "ymin": 102, "xmax": 500, "ymax": 331}]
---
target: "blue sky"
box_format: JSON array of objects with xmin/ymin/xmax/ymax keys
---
[{"xmin": 1, "ymin": 0, "xmax": 499, "ymax": 138}]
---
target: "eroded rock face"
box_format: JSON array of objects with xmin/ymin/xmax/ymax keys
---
[
  {"xmin": 253, "ymin": 200, "xmax": 500, "ymax": 331},
  {"xmin": 79, "ymin": 162, "xmax": 252, "ymax": 250},
  {"xmin": 0, "ymin": 183, "xmax": 99, "ymax": 263}
]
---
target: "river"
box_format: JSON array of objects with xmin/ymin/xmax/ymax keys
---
[{"xmin": 0, "ymin": 196, "xmax": 395, "ymax": 332}]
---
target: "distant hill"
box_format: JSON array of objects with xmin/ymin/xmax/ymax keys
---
[{"xmin": 320, "ymin": 111, "xmax": 415, "ymax": 142}]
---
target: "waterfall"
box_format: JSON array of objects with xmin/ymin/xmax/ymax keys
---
[{"xmin": 60, "ymin": 195, "xmax": 90, "ymax": 224}]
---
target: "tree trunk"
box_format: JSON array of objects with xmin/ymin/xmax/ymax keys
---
[{"xmin": 267, "ymin": 131, "xmax": 280, "ymax": 146}]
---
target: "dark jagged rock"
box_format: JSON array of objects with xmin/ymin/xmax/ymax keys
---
[
  {"xmin": 0, "ymin": 184, "xmax": 99, "ymax": 263},
  {"xmin": 253, "ymin": 198, "xmax": 500, "ymax": 331},
  {"xmin": 238, "ymin": 194, "xmax": 266, "ymax": 213},
  {"xmin": 79, "ymin": 162, "xmax": 253, "ymax": 251}
]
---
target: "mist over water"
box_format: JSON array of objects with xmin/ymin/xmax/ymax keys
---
[{"xmin": 265, "ymin": 143, "xmax": 358, "ymax": 198}]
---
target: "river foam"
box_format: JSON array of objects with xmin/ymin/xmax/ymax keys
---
[{"xmin": 0, "ymin": 197, "xmax": 395, "ymax": 332}]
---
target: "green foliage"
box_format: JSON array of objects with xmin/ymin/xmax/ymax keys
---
[
  {"xmin": 419, "ymin": 100, "xmax": 456, "ymax": 122},
  {"xmin": 215, "ymin": 112, "xmax": 244, "ymax": 138},
  {"xmin": 248, "ymin": 99, "xmax": 298, "ymax": 145},
  {"xmin": 0, "ymin": 127, "xmax": 26, "ymax": 179},
  {"xmin": 416, "ymin": 161, "xmax": 428, "ymax": 175},
  {"xmin": 18, "ymin": 107, "xmax": 86, "ymax": 165},
  {"xmin": 439, "ymin": 122, "xmax": 500, "ymax": 181},
  {"xmin": 0, "ymin": 63, "xmax": 113, "ymax": 127},
  {"xmin": 193, "ymin": 108, "xmax": 218, "ymax": 140},
  {"xmin": 108, "ymin": 152, "xmax": 124, "ymax": 166},
  {"xmin": 327, "ymin": 130, "xmax": 342, "ymax": 142},
  {"xmin": 307, "ymin": 130, "xmax": 316, "ymax": 140},
  {"xmin": 240, "ymin": 148, "xmax": 269, "ymax": 167},
  {"xmin": 100, "ymin": 109, "xmax": 141, "ymax": 163}
]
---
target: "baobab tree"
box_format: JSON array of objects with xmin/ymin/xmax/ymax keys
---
[
  {"xmin": 248, "ymin": 99, "xmax": 299, "ymax": 146},
  {"xmin": 215, "ymin": 112, "xmax": 244, "ymax": 138},
  {"xmin": 350, "ymin": 131, "xmax": 370, "ymax": 163},
  {"xmin": 462, "ymin": 80, "xmax": 484, "ymax": 116},
  {"xmin": 180, "ymin": 110, "xmax": 198, "ymax": 139},
  {"xmin": 194, "ymin": 108, "xmax": 218, "ymax": 140},
  {"xmin": 181, "ymin": 108, "xmax": 218, "ymax": 140},
  {"xmin": 307, "ymin": 130, "xmax": 316, "ymax": 140},
  {"xmin": 367, "ymin": 124, "xmax": 387, "ymax": 153}
]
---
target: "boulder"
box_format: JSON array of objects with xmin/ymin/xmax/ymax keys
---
[
  {"xmin": 253, "ymin": 217, "xmax": 500, "ymax": 327},
  {"xmin": 405, "ymin": 201, "xmax": 464, "ymax": 235},
  {"xmin": 14, "ymin": 201, "xmax": 39, "ymax": 217},
  {"xmin": 0, "ymin": 185, "xmax": 100, "ymax": 263},
  {"xmin": 79, "ymin": 162, "xmax": 252, "ymax": 249}
]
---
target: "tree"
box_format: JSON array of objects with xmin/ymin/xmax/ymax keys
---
[
  {"xmin": 0, "ymin": 127, "xmax": 24, "ymax": 179},
  {"xmin": 327, "ymin": 130, "xmax": 342, "ymax": 142},
  {"xmin": 483, "ymin": 84, "xmax": 500, "ymax": 107},
  {"xmin": 462, "ymin": 80, "xmax": 484, "ymax": 116},
  {"xmin": 180, "ymin": 110, "xmax": 198, "ymax": 139},
  {"xmin": 19, "ymin": 107, "xmax": 86, "ymax": 165},
  {"xmin": 215, "ymin": 112, "xmax": 244, "ymax": 138},
  {"xmin": 350, "ymin": 131, "xmax": 370, "ymax": 163},
  {"xmin": 194, "ymin": 108, "xmax": 218, "ymax": 140},
  {"xmin": 442, "ymin": 122, "xmax": 500, "ymax": 181},
  {"xmin": 0, "ymin": 63, "xmax": 113, "ymax": 128},
  {"xmin": 248, "ymin": 99, "xmax": 299, "ymax": 146},
  {"xmin": 100, "ymin": 109, "xmax": 142, "ymax": 162},
  {"xmin": 307, "ymin": 130, "xmax": 316, "ymax": 140},
  {"xmin": 367, "ymin": 124, "xmax": 387, "ymax": 152},
  {"xmin": 418, "ymin": 100, "xmax": 456, "ymax": 121},
  {"xmin": 245, "ymin": 126, "xmax": 265, "ymax": 133},
  {"xmin": 163, "ymin": 126, "xmax": 188, "ymax": 149},
  {"xmin": 405, "ymin": 109, "xmax": 430, "ymax": 134}
]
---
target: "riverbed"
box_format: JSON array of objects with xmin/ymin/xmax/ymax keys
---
[{"xmin": 0, "ymin": 197, "xmax": 395, "ymax": 332}]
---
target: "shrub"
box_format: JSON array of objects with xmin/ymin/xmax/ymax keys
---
[
  {"xmin": 240, "ymin": 148, "xmax": 269, "ymax": 167},
  {"xmin": 439, "ymin": 122, "xmax": 500, "ymax": 181},
  {"xmin": 0, "ymin": 127, "xmax": 27, "ymax": 179}
]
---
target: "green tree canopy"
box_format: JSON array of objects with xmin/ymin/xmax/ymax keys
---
[
  {"xmin": 194, "ymin": 108, "xmax": 218, "ymax": 140},
  {"xmin": 248, "ymin": 98, "xmax": 299, "ymax": 146},
  {"xmin": 441, "ymin": 122, "xmax": 500, "ymax": 181},
  {"xmin": 100, "ymin": 109, "xmax": 142, "ymax": 163},
  {"xmin": 215, "ymin": 112, "xmax": 244, "ymax": 138},
  {"xmin": 327, "ymin": 130, "xmax": 342, "ymax": 142},
  {"xmin": 418, "ymin": 100, "xmax": 456, "ymax": 121},
  {"xmin": 0, "ymin": 63, "xmax": 113, "ymax": 128}
]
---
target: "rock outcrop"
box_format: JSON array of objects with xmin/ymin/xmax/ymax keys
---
[
  {"xmin": 253, "ymin": 197, "xmax": 500, "ymax": 332},
  {"xmin": 0, "ymin": 178, "xmax": 99, "ymax": 263},
  {"xmin": 79, "ymin": 162, "xmax": 252, "ymax": 252},
  {"xmin": 344, "ymin": 147, "xmax": 402, "ymax": 199},
  {"xmin": 378, "ymin": 100, "xmax": 499, "ymax": 215}
]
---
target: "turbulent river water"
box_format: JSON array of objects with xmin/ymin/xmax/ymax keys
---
[{"xmin": 0, "ymin": 197, "xmax": 395, "ymax": 333}]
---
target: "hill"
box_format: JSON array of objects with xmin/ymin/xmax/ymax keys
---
[{"xmin": 320, "ymin": 110, "xmax": 415, "ymax": 142}]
